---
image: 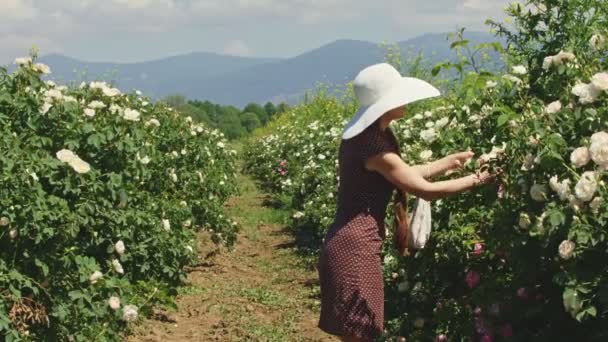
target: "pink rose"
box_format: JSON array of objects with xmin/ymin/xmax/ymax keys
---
[
  {"xmin": 480, "ymin": 334, "xmax": 493, "ymax": 342},
  {"xmin": 466, "ymin": 270, "xmax": 480, "ymax": 289},
  {"xmin": 435, "ymin": 334, "xmax": 448, "ymax": 342},
  {"xmin": 472, "ymin": 243, "xmax": 484, "ymax": 256},
  {"xmin": 474, "ymin": 307, "xmax": 482, "ymax": 316},
  {"xmin": 517, "ymin": 287, "xmax": 529, "ymax": 300},
  {"xmin": 501, "ymin": 324, "xmax": 513, "ymax": 338},
  {"xmin": 279, "ymin": 160, "xmax": 287, "ymax": 167}
]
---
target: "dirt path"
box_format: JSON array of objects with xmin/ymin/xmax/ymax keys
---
[{"xmin": 127, "ymin": 171, "xmax": 337, "ymax": 342}]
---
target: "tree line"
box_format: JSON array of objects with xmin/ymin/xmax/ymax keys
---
[{"xmin": 163, "ymin": 94, "xmax": 290, "ymax": 139}]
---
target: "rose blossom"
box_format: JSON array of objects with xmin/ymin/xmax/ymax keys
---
[
  {"xmin": 570, "ymin": 147, "xmax": 591, "ymax": 168},
  {"xmin": 575, "ymin": 171, "xmax": 597, "ymax": 202},
  {"xmin": 559, "ymin": 240, "xmax": 575, "ymax": 260},
  {"xmin": 122, "ymin": 304, "xmax": 138, "ymax": 322},
  {"xmin": 108, "ymin": 296, "xmax": 121, "ymax": 310},
  {"xmin": 465, "ymin": 270, "xmax": 480, "ymax": 289}
]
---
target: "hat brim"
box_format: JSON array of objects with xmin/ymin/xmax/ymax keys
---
[{"xmin": 341, "ymin": 77, "xmax": 441, "ymax": 140}]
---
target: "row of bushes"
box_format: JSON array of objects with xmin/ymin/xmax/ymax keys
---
[
  {"xmin": 244, "ymin": 1, "xmax": 608, "ymax": 340},
  {"xmin": 0, "ymin": 58, "xmax": 238, "ymax": 341}
]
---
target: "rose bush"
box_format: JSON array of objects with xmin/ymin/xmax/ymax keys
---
[
  {"xmin": 0, "ymin": 58, "xmax": 238, "ymax": 341},
  {"xmin": 245, "ymin": 0, "xmax": 608, "ymax": 340}
]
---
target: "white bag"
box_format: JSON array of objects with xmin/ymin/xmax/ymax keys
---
[{"xmin": 407, "ymin": 198, "xmax": 432, "ymax": 249}]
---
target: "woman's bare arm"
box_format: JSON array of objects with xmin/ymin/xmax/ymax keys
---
[
  {"xmin": 411, "ymin": 151, "xmax": 474, "ymax": 179},
  {"xmin": 365, "ymin": 152, "xmax": 491, "ymax": 201}
]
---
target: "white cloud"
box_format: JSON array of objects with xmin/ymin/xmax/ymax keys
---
[
  {"xmin": 222, "ymin": 40, "xmax": 252, "ymax": 57},
  {"xmin": 0, "ymin": 0, "xmax": 37, "ymax": 20},
  {"xmin": 0, "ymin": 0, "xmax": 511, "ymax": 63}
]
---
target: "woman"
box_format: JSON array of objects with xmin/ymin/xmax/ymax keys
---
[{"xmin": 317, "ymin": 63, "xmax": 495, "ymax": 342}]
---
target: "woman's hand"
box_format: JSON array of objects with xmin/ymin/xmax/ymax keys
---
[
  {"xmin": 470, "ymin": 168, "xmax": 499, "ymax": 186},
  {"xmin": 446, "ymin": 151, "xmax": 474, "ymax": 171},
  {"xmin": 440, "ymin": 151, "xmax": 475, "ymax": 176}
]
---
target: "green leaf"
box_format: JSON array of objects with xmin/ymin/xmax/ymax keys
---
[{"xmin": 497, "ymin": 113, "xmax": 510, "ymax": 127}]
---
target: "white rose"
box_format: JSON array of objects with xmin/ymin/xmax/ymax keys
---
[
  {"xmin": 572, "ymin": 82, "xmax": 601, "ymax": 104},
  {"xmin": 425, "ymin": 121, "xmax": 435, "ymax": 128},
  {"xmin": 103, "ymin": 87, "xmax": 121, "ymax": 97},
  {"xmin": 162, "ymin": 219, "xmax": 171, "ymax": 231},
  {"xmin": 590, "ymin": 139, "xmax": 608, "ymax": 168},
  {"xmin": 486, "ymin": 80, "xmax": 498, "ymax": 89},
  {"xmin": 0, "ymin": 217, "xmax": 9, "ymax": 226},
  {"xmin": 434, "ymin": 117, "xmax": 449, "ymax": 129},
  {"xmin": 549, "ymin": 176, "xmax": 571, "ymax": 201},
  {"xmin": 530, "ymin": 184, "xmax": 548, "ymax": 202},
  {"xmin": 419, "ymin": 150, "xmax": 433, "ymax": 161},
  {"xmin": 545, "ymin": 100, "xmax": 562, "ymax": 114},
  {"xmin": 558, "ymin": 240, "xmax": 575, "ymax": 260},
  {"xmin": 14, "ymin": 57, "xmax": 32, "ymax": 66},
  {"xmin": 112, "ymin": 259, "xmax": 124, "ymax": 274},
  {"xmin": 123, "ymin": 108, "xmax": 141, "ymax": 121},
  {"xmin": 591, "ymin": 72, "xmax": 608, "ymax": 92},
  {"xmin": 84, "ymin": 108, "xmax": 96, "ymax": 118},
  {"xmin": 70, "ymin": 158, "xmax": 91, "ymax": 174},
  {"xmin": 88, "ymin": 100, "xmax": 106, "ymax": 109},
  {"xmin": 554, "ymin": 51, "xmax": 576, "ymax": 64},
  {"xmin": 139, "ymin": 156, "xmax": 150, "ymax": 165},
  {"xmin": 122, "ymin": 304, "xmax": 138, "ymax": 322},
  {"xmin": 89, "ymin": 271, "xmax": 103, "ymax": 284},
  {"xmin": 108, "ymin": 296, "xmax": 121, "ymax": 310},
  {"xmin": 519, "ymin": 213, "xmax": 532, "ymax": 229},
  {"xmin": 512, "ymin": 65, "xmax": 527, "ymax": 75},
  {"xmin": 575, "ymin": 172, "xmax": 597, "ymax": 202},
  {"xmin": 145, "ymin": 118, "xmax": 160, "ymax": 127},
  {"xmin": 33, "ymin": 63, "xmax": 51, "ymax": 74},
  {"xmin": 413, "ymin": 114, "xmax": 424, "ymax": 120},
  {"xmin": 570, "ymin": 147, "xmax": 591, "ymax": 168},
  {"xmin": 9, "ymin": 229, "xmax": 17, "ymax": 239},
  {"xmin": 420, "ymin": 128, "xmax": 437, "ymax": 143},
  {"xmin": 217, "ymin": 142, "xmax": 225, "ymax": 148},
  {"xmin": 590, "ymin": 197, "xmax": 604, "ymax": 213},
  {"xmin": 591, "ymin": 131, "xmax": 608, "ymax": 145},
  {"xmin": 115, "ymin": 240, "xmax": 125, "ymax": 255},
  {"xmin": 110, "ymin": 104, "xmax": 123, "ymax": 115},
  {"xmin": 424, "ymin": 111, "xmax": 433, "ymax": 118},
  {"xmin": 56, "ymin": 149, "xmax": 76, "ymax": 163}
]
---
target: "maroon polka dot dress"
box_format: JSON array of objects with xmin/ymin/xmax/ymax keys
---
[{"xmin": 317, "ymin": 119, "xmax": 400, "ymax": 340}]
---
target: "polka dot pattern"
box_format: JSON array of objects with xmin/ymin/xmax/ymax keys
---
[{"xmin": 317, "ymin": 120, "xmax": 400, "ymax": 340}]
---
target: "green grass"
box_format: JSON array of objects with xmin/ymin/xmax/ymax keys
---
[{"xmin": 224, "ymin": 172, "xmax": 289, "ymax": 242}]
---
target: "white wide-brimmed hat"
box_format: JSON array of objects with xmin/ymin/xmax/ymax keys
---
[{"xmin": 342, "ymin": 63, "xmax": 441, "ymax": 140}]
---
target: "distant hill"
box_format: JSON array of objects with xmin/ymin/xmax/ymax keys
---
[{"xmin": 27, "ymin": 31, "xmax": 501, "ymax": 107}]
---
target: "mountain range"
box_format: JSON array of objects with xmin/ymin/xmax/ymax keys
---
[{"xmin": 28, "ymin": 31, "xmax": 501, "ymax": 107}]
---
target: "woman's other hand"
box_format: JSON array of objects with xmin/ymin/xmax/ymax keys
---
[{"xmin": 446, "ymin": 151, "xmax": 474, "ymax": 171}]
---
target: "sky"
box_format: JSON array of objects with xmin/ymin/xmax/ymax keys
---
[{"xmin": 1, "ymin": 0, "xmax": 511, "ymax": 64}]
